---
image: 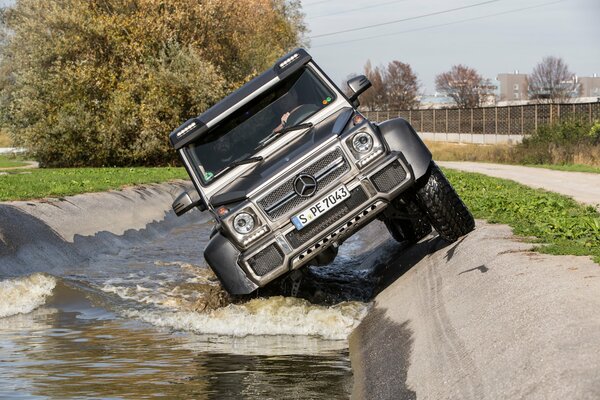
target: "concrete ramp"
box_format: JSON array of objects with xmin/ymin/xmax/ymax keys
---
[
  {"xmin": 350, "ymin": 221, "xmax": 600, "ymax": 399},
  {"xmin": 0, "ymin": 182, "xmax": 193, "ymax": 276}
]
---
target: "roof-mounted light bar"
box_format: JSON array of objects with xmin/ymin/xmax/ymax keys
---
[
  {"xmin": 279, "ymin": 53, "xmax": 300, "ymax": 69},
  {"xmin": 176, "ymin": 121, "xmax": 198, "ymax": 138}
]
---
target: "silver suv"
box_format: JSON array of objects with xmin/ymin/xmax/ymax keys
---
[{"xmin": 169, "ymin": 49, "xmax": 474, "ymax": 295}]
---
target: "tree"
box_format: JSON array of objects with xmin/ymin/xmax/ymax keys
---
[
  {"xmin": 435, "ymin": 65, "xmax": 492, "ymax": 108},
  {"xmin": 0, "ymin": 0, "xmax": 306, "ymax": 167},
  {"xmin": 385, "ymin": 61, "xmax": 420, "ymax": 110},
  {"xmin": 361, "ymin": 60, "xmax": 387, "ymax": 111},
  {"xmin": 528, "ymin": 56, "xmax": 579, "ymax": 103},
  {"xmin": 347, "ymin": 59, "xmax": 420, "ymax": 111}
]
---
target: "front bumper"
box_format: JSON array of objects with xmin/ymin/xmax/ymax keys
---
[{"xmin": 236, "ymin": 151, "xmax": 414, "ymax": 287}]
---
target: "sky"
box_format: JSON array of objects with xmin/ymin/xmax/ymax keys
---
[
  {"xmin": 302, "ymin": 0, "xmax": 600, "ymax": 94},
  {"xmin": 1, "ymin": 0, "xmax": 597, "ymax": 95}
]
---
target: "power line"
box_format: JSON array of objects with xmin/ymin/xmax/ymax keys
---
[
  {"xmin": 310, "ymin": 0, "xmax": 564, "ymax": 48},
  {"xmin": 310, "ymin": 0, "xmax": 407, "ymax": 19},
  {"xmin": 302, "ymin": 0, "xmax": 332, "ymax": 7},
  {"xmin": 308, "ymin": 0, "xmax": 502, "ymax": 39}
]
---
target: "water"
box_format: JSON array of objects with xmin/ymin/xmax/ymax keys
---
[{"xmin": 0, "ymin": 214, "xmax": 397, "ymax": 399}]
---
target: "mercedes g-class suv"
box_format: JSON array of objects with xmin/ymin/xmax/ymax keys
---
[{"xmin": 169, "ymin": 49, "xmax": 474, "ymax": 295}]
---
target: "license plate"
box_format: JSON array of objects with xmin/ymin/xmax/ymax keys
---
[{"xmin": 290, "ymin": 185, "xmax": 350, "ymax": 230}]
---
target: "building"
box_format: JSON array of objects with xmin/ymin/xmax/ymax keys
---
[
  {"xmin": 497, "ymin": 72, "xmax": 529, "ymax": 102},
  {"xmin": 417, "ymin": 93, "xmax": 456, "ymax": 109},
  {"xmin": 577, "ymin": 74, "xmax": 600, "ymax": 98}
]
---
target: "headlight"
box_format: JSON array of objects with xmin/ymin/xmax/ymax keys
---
[
  {"xmin": 233, "ymin": 212, "xmax": 255, "ymax": 234},
  {"xmin": 352, "ymin": 132, "xmax": 373, "ymax": 153}
]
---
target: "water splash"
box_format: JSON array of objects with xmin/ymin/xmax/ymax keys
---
[
  {"xmin": 0, "ymin": 273, "xmax": 56, "ymax": 318},
  {"xmin": 125, "ymin": 296, "xmax": 369, "ymax": 340}
]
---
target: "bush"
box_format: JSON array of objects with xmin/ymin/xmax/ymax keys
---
[
  {"xmin": 513, "ymin": 120, "xmax": 600, "ymax": 166},
  {"xmin": 0, "ymin": 0, "xmax": 306, "ymax": 167},
  {"xmin": 589, "ymin": 121, "xmax": 600, "ymax": 140}
]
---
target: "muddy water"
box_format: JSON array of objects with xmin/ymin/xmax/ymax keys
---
[{"xmin": 0, "ymin": 215, "xmax": 397, "ymax": 399}]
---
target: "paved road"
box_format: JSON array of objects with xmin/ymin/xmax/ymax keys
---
[
  {"xmin": 438, "ymin": 161, "xmax": 600, "ymax": 209},
  {"xmin": 350, "ymin": 221, "xmax": 600, "ymax": 399}
]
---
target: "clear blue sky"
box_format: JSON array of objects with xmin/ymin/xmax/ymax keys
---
[{"xmin": 303, "ymin": 0, "xmax": 600, "ymax": 93}]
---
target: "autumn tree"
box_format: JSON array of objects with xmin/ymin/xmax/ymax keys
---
[
  {"xmin": 528, "ymin": 56, "xmax": 579, "ymax": 103},
  {"xmin": 0, "ymin": 0, "xmax": 306, "ymax": 167},
  {"xmin": 435, "ymin": 65, "xmax": 492, "ymax": 108}
]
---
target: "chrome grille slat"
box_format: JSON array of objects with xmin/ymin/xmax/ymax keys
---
[{"xmin": 258, "ymin": 148, "xmax": 350, "ymax": 219}]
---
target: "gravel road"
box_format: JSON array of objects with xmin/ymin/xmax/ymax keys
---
[{"xmin": 438, "ymin": 161, "xmax": 600, "ymax": 210}]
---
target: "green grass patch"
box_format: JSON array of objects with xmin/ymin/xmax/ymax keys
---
[
  {"xmin": 0, "ymin": 167, "xmax": 188, "ymax": 201},
  {"xmin": 0, "ymin": 154, "xmax": 29, "ymax": 169},
  {"xmin": 525, "ymin": 164, "xmax": 600, "ymax": 174},
  {"xmin": 444, "ymin": 168, "xmax": 600, "ymax": 264}
]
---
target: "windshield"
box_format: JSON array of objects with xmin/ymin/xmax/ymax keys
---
[{"xmin": 186, "ymin": 67, "xmax": 336, "ymax": 184}]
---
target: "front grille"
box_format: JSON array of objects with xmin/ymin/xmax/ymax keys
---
[
  {"xmin": 285, "ymin": 186, "xmax": 368, "ymax": 248},
  {"xmin": 371, "ymin": 161, "xmax": 407, "ymax": 193},
  {"xmin": 258, "ymin": 148, "xmax": 350, "ymax": 220},
  {"xmin": 247, "ymin": 244, "xmax": 284, "ymax": 276}
]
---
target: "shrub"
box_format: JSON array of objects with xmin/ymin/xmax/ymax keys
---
[
  {"xmin": 589, "ymin": 121, "xmax": 600, "ymax": 141},
  {"xmin": 514, "ymin": 120, "xmax": 600, "ymax": 165}
]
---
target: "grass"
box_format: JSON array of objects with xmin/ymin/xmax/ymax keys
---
[
  {"xmin": 444, "ymin": 168, "xmax": 600, "ymax": 264},
  {"xmin": 427, "ymin": 141, "xmax": 600, "ymax": 174},
  {"xmin": 0, "ymin": 154, "xmax": 29, "ymax": 168},
  {"xmin": 426, "ymin": 141, "xmax": 514, "ymax": 163},
  {"xmin": 0, "ymin": 167, "xmax": 188, "ymax": 201}
]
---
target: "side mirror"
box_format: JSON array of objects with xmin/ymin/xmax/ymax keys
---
[
  {"xmin": 172, "ymin": 190, "xmax": 206, "ymax": 216},
  {"xmin": 347, "ymin": 75, "xmax": 372, "ymax": 106}
]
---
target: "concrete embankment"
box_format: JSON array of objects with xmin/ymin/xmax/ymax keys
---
[
  {"xmin": 350, "ymin": 221, "xmax": 600, "ymax": 400},
  {"xmin": 0, "ymin": 182, "xmax": 192, "ymax": 275}
]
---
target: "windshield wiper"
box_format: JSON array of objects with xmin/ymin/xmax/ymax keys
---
[
  {"xmin": 278, "ymin": 122, "xmax": 313, "ymax": 135},
  {"xmin": 228, "ymin": 156, "xmax": 264, "ymax": 168},
  {"xmin": 257, "ymin": 122, "xmax": 314, "ymax": 150}
]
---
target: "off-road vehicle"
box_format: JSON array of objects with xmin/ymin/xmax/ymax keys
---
[{"xmin": 169, "ymin": 49, "xmax": 474, "ymax": 295}]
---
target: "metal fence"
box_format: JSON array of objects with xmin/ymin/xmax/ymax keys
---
[{"xmin": 362, "ymin": 102, "xmax": 600, "ymax": 135}]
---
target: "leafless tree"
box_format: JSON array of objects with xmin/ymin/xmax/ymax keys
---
[
  {"xmin": 344, "ymin": 60, "xmax": 420, "ymax": 111},
  {"xmin": 435, "ymin": 65, "xmax": 492, "ymax": 108},
  {"xmin": 385, "ymin": 60, "xmax": 420, "ymax": 110},
  {"xmin": 528, "ymin": 56, "xmax": 579, "ymax": 103},
  {"xmin": 361, "ymin": 60, "xmax": 387, "ymax": 111}
]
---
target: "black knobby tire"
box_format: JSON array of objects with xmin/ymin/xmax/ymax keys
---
[
  {"xmin": 413, "ymin": 162, "xmax": 475, "ymax": 243},
  {"xmin": 384, "ymin": 200, "xmax": 432, "ymax": 243}
]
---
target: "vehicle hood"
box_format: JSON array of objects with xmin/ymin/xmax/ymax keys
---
[{"xmin": 210, "ymin": 108, "xmax": 352, "ymax": 206}]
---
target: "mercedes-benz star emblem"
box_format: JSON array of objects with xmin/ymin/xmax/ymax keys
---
[{"xmin": 293, "ymin": 174, "xmax": 318, "ymax": 197}]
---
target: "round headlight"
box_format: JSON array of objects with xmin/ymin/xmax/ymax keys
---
[
  {"xmin": 233, "ymin": 212, "xmax": 255, "ymax": 234},
  {"xmin": 352, "ymin": 132, "xmax": 373, "ymax": 153}
]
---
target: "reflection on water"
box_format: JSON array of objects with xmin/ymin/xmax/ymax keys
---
[{"xmin": 0, "ymin": 308, "xmax": 352, "ymax": 399}]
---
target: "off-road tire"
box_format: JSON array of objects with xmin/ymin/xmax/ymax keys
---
[
  {"xmin": 384, "ymin": 200, "xmax": 432, "ymax": 243},
  {"xmin": 413, "ymin": 162, "xmax": 475, "ymax": 242}
]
